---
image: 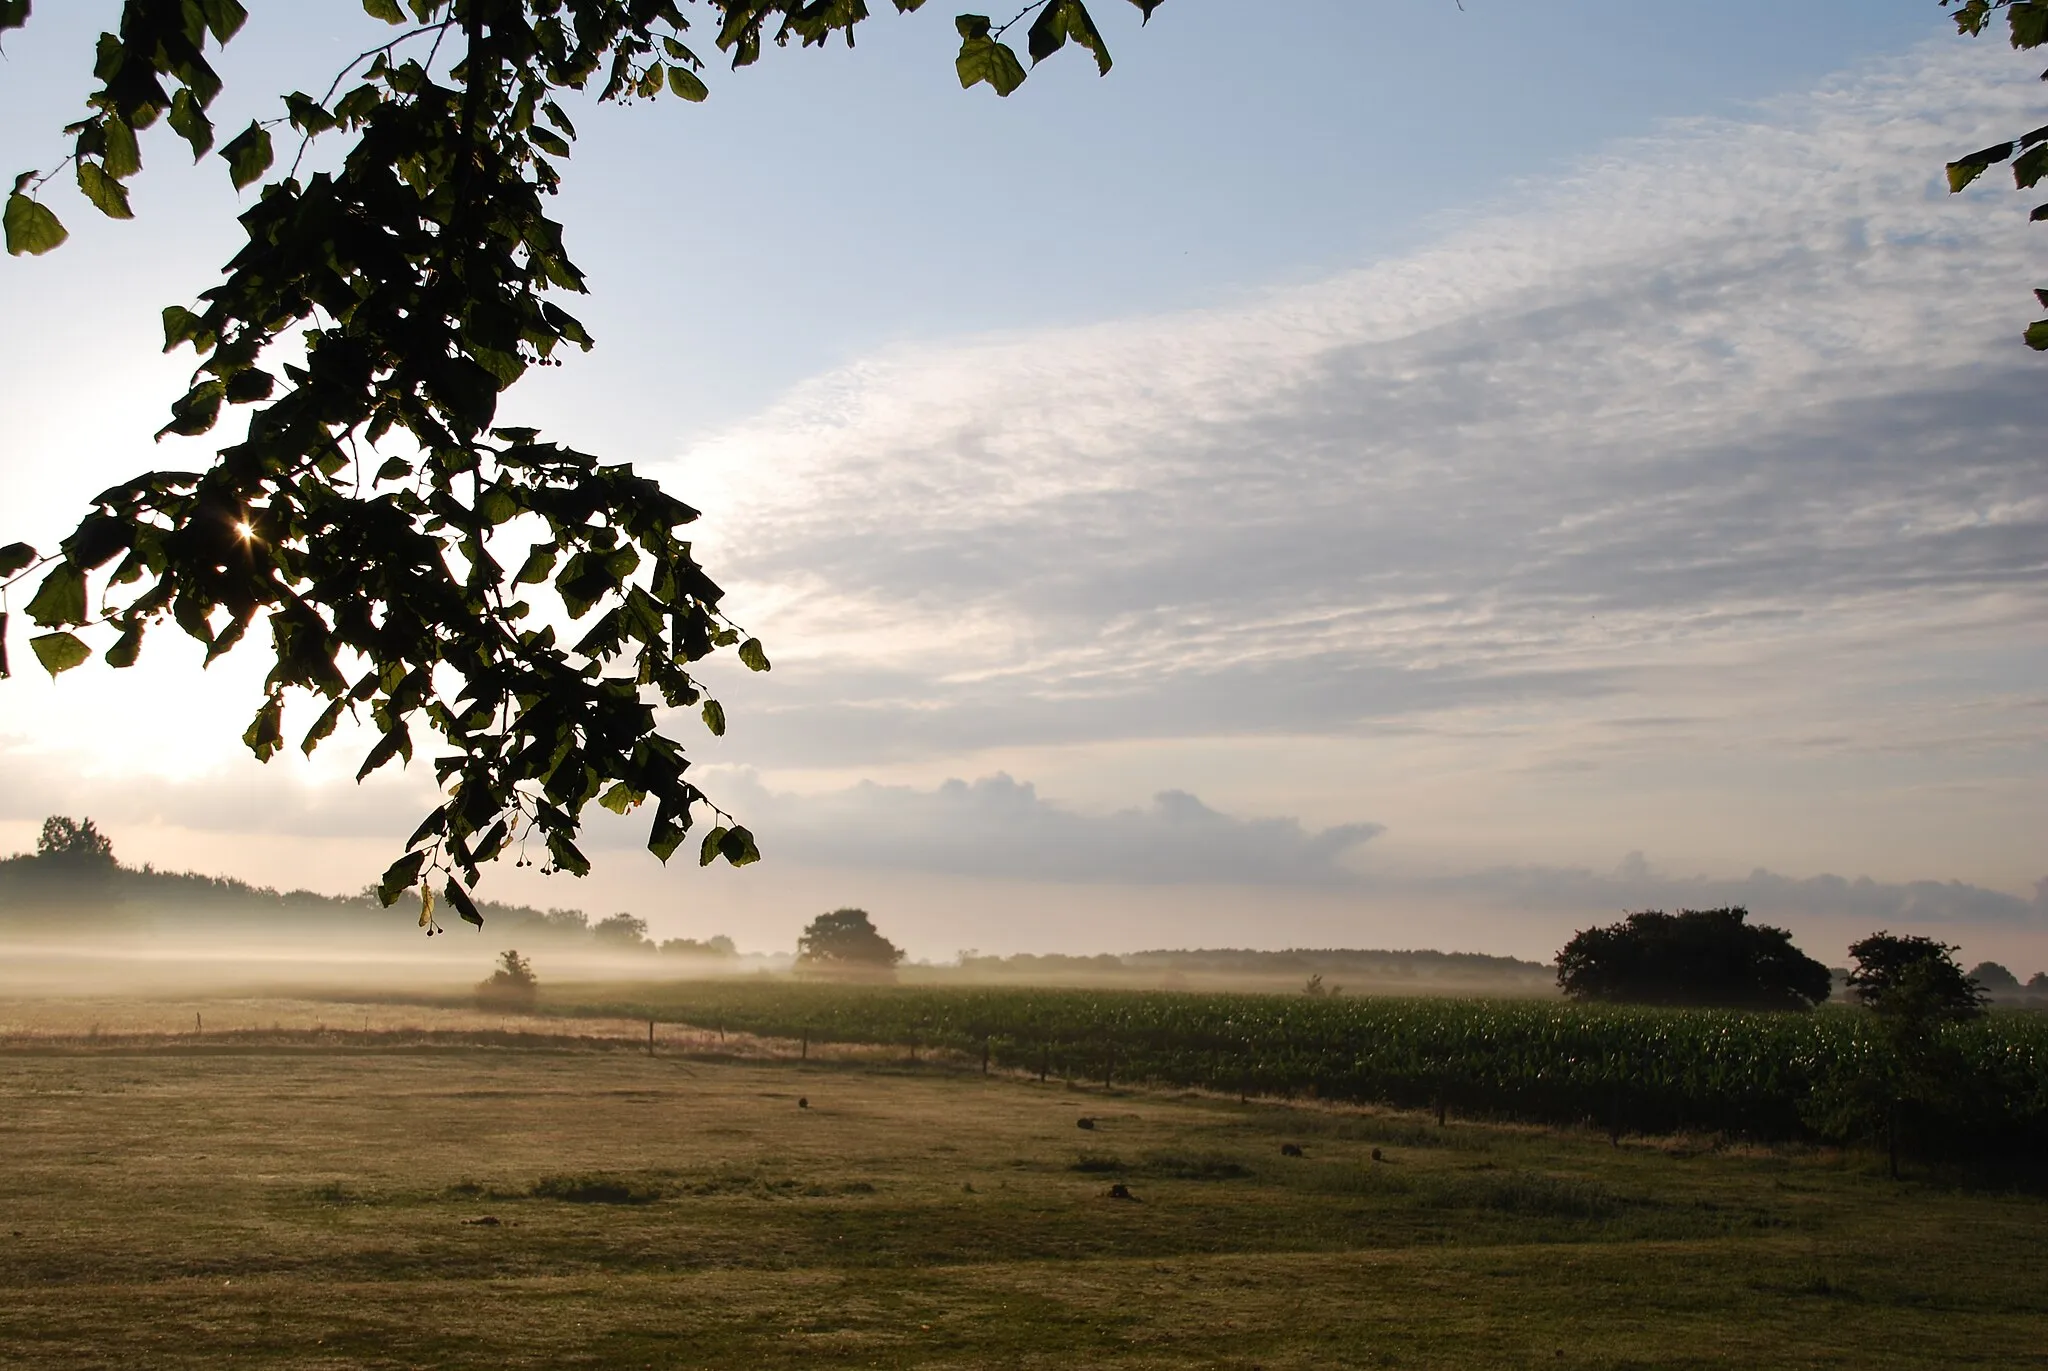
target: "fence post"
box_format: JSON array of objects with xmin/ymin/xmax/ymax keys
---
[{"xmin": 981, "ymin": 1035, "xmax": 990, "ymax": 1076}]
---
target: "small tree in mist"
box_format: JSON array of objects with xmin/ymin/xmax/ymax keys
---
[
  {"xmin": 592, "ymin": 913, "xmax": 656, "ymax": 954},
  {"xmin": 660, "ymin": 935, "xmax": 737, "ymax": 958},
  {"xmin": 476, "ymin": 950, "xmax": 539, "ymax": 1013},
  {"xmin": 796, "ymin": 909, "xmax": 904, "ymax": 975},
  {"xmin": 1966, "ymin": 961, "xmax": 2021, "ymax": 999},
  {"xmin": 1808, "ymin": 933, "xmax": 1987, "ymax": 1177},
  {"xmin": 34, "ymin": 816, "xmax": 117, "ymax": 871}
]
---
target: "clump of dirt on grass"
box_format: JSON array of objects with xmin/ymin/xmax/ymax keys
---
[
  {"xmin": 529, "ymin": 1173, "xmax": 666, "ymax": 1205},
  {"xmin": 678, "ymin": 1170, "xmax": 876, "ymax": 1199}
]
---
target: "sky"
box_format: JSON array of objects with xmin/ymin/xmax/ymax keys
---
[{"xmin": 2, "ymin": 1, "xmax": 2045, "ymax": 971}]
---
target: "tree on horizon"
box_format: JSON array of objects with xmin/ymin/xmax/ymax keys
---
[
  {"xmin": 1556, "ymin": 907, "xmax": 1833, "ymax": 1011},
  {"xmin": 33, "ymin": 816, "xmax": 118, "ymax": 871},
  {"xmin": 796, "ymin": 908, "xmax": 904, "ymax": 971}
]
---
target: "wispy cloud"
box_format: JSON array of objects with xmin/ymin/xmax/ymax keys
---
[
  {"xmin": 1415, "ymin": 852, "xmax": 2048, "ymax": 927},
  {"xmin": 667, "ymin": 43, "xmax": 2048, "ymax": 779}
]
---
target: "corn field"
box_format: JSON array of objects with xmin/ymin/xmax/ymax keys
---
[{"xmin": 556, "ymin": 981, "xmax": 2048, "ymax": 1150}]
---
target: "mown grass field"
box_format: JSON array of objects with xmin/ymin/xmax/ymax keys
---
[{"xmin": 0, "ymin": 998, "xmax": 2044, "ymax": 1368}]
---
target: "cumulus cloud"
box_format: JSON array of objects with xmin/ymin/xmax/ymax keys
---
[
  {"xmin": 712, "ymin": 771, "xmax": 1384, "ymax": 886},
  {"xmin": 666, "ymin": 43, "xmax": 2048, "ymax": 769}
]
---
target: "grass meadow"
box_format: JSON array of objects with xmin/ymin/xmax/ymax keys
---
[{"xmin": 0, "ymin": 995, "xmax": 2043, "ymax": 1368}]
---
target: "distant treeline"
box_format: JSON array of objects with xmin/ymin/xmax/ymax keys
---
[
  {"xmin": 956, "ymin": 946, "xmax": 1553, "ymax": 986},
  {"xmin": 0, "ymin": 822, "xmax": 734, "ymax": 956}
]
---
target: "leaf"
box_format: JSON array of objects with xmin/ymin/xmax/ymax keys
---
[
  {"xmin": 377, "ymin": 851, "xmax": 426, "ymax": 907},
  {"xmin": 301, "ymin": 696, "xmax": 345, "ymax": 755},
  {"xmin": 219, "ymin": 121, "xmax": 273, "ymax": 191},
  {"xmin": 701, "ymin": 698, "xmax": 726, "ymax": 736},
  {"xmin": 30, "ymin": 631, "xmax": 90, "ymax": 677},
  {"xmin": 417, "ymin": 882, "xmax": 435, "ymax": 928},
  {"xmin": 2026, "ymin": 319, "xmax": 2048, "ymax": 350},
  {"xmin": 541, "ymin": 100, "xmax": 578, "ymax": 138},
  {"xmin": 0, "ymin": 541, "xmax": 36, "ymax": 578},
  {"xmin": 667, "ymin": 65, "xmax": 709, "ymax": 101},
  {"xmin": 101, "ymin": 118, "xmax": 141, "ymax": 178},
  {"xmin": 0, "ymin": 611, "xmax": 8, "ymax": 679},
  {"xmin": 2016, "ymin": 140, "xmax": 2048, "ymax": 190},
  {"xmin": 168, "ymin": 88, "xmax": 215, "ymax": 160},
  {"xmin": 104, "ymin": 618, "xmax": 144, "ymax": 668},
  {"xmin": 362, "ymin": 0, "xmax": 405, "ymax": 22},
  {"xmin": 285, "ymin": 92, "xmax": 336, "ymax": 136},
  {"xmin": 24, "ymin": 562, "xmax": 84, "ymax": 627},
  {"xmin": 1947, "ymin": 142, "xmax": 2012, "ymax": 193},
  {"xmin": 718, "ymin": 825, "xmax": 762, "ymax": 867},
  {"xmin": 598, "ymin": 781, "xmax": 644, "ymax": 814},
  {"xmin": 157, "ymin": 379, "xmax": 225, "ymax": 438},
  {"xmin": 4, "ymin": 193, "xmax": 68, "ymax": 256},
  {"xmin": 698, "ymin": 824, "xmax": 730, "ymax": 867},
  {"xmin": 201, "ymin": 0, "xmax": 249, "ymax": 42},
  {"xmin": 162, "ymin": 305, "xmax": 211, "ymax": 352},
  {"xmin": 242, "ymin": 693, "xmax": 284, "ymax": 761},
  {"xmin": 546, "ymin": 831, "xmax": 591, "ymax": 877},
  {"xmin": 2017, "ymin": 3, "xmax": 2048, "ymax": 48},
  {"xmin": 74, "ymin": 160, "xmax": 134, "ymax": 219},
  {"xmin": 1029, "ymin": 0, "xmax": 1112, "ymax": 74},
  {"xmin": 737, "ymin": 637, "xmax": 771, "ymax": 672},
  {"xmin": 956, "ymin": 31, "xmax": 1028, "ymax": 96},
  {"xmin": 514, "ymin": 543, "xmax": 559, "ymax": 585},
  {"xmin": 225, "ymin": 368, "xmax": 274, "ymax": 403},
  {"xmin": 649, "ymin": 812, "xmax": 689, "ymax": 863},
  {"xmin": 444, "ymin": 879, "xmax": 483, "ymax": 927}
]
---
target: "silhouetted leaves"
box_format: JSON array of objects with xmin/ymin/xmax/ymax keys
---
[
  {"xmin": 1945, "ymin": 2, "xmax": 2048, "ymax": 344},
  {"xmin": 1, "ymin": 0, "xmax": 1160, "ymax": 920}
]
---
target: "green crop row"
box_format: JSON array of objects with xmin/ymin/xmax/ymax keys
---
[{"xmin": 550, "ymin": 981, "xmax": 2048, "ymax": 1152}]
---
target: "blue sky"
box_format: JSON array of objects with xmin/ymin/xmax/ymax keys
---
[{"xmin": 2, "ymin": 2, "xmax": 2044, "ymax": 969}]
